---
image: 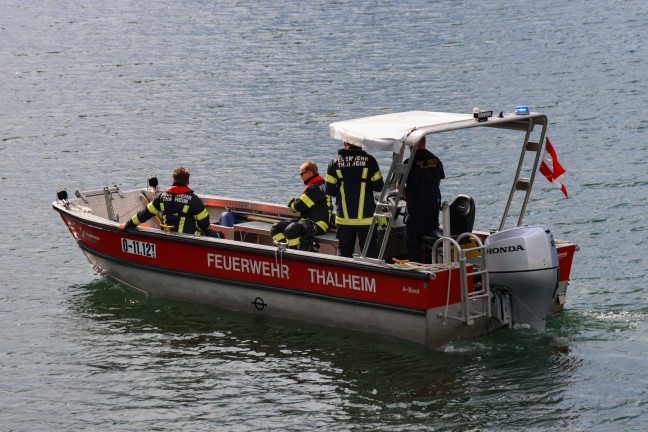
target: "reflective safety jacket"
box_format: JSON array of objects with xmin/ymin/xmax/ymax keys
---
[
  {"xmin": 287, "ymin": 175, "xmax": 331, "ymax": 234},
  {"xmin": 325, "ymin": 148, "xmax": 384, "ymax": 226},
  {"xmin": 126, "ymin": 183, "xmax": 211, "ymax": 235}
]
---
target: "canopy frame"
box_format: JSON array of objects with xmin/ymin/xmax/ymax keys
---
[{"xmin": 328, "ymin": 110, "xmax": 549, "ymax": 263}]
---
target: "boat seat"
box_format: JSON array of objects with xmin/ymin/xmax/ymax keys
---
[
  {"xmin": 233, "ymin": 221, "xmax": 274, "ymax": 243},
  {"xmin": 210, "ymin": 224, "xmax": 234, "ymax": 240},
  {"xmin": 233, "ymin": 221, "xmax": 274, "ymax": 235},
  {"xmin": 314, "ymin": 230, "xmax": 338, "ymax": 246},
  {"xmin": 232, "ymin": 220, "xmax": 338, "ymax": 249},
  {"xmin": 448, "ymin": 194, "xmax": 476, "ymax": 238},
  {"xmin": 420, "ymin": 195, "xmax": 476, "ymax": 261}
]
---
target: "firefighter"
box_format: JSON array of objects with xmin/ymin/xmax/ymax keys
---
[
  {"xmin": 271, "ymin": 161, "xmax": 331, "ymax": 251},
  {"xmin": 119, "ymin": 166, "xmax": 214, "ymax": 236},
  {"xmin": 326, "ymin": 142, "xmax": 384, "ymax": 258},
  {"xmin": 398, "ymin": 137, "xmax": 445, "ymax": 262}
]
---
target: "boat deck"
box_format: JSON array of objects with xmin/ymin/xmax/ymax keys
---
[{"xmin": 215, "ymin": 219, "xmax": 340, "ymax": 253}]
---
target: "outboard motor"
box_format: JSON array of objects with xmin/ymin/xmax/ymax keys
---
[{"xmin": 485, "ymin": 225, "xmax": 559, "ymax": 331}]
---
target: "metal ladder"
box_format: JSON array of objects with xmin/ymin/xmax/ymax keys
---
[
  {"xmin": 358, "ymin": 144, "xmax": 416, "ymax": 262},
  {"xmin": 499, "ymin": 116, "xmax": 548, "ymax": 230},
  {"xmin": 431, "ymin": 234, "xmax": 491, "ymax": 325}
]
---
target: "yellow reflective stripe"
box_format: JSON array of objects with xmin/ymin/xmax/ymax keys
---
[
  {"xmin": 371, "ymin": 170, "xmax": 382, "ymax": 182},
  {"xmin": 340, "ymin": 183, "xmax": 349, "ymax": 219},
  {"xmin": 325, "ymin": 173, "xmax": 337, "ymax": 185},
  {"xmin": 300, "ymin": 193, "xmax": 315, "ymax": 208},
  {"xmin": 160, "ymin": 203, "xmax": 165, "ymax": 212},
  {"xmin": 182, "ymin": 205, "xmax": 190, "ymax": 214},
  {"xmin": 195, "ymin": 208, "xmax": 209, "ymax": 221},
  {"xmin": 131, "ymin": 215, "xmax": 141, "ymax": 225},
  {"xmin": 335, "ymin": 216, "xmax": 373, "ymax": 226},
  {"xmin": 358, "ymin": 168, "xmax": 368, "ymax": 218},
  {"xmin": 327, "ymin": 196, "xmax": 332, "ymax": 222},
  {"xmin": 336, "ymin": 169, "xmax": 343, "ymax": 179},
  {"xmin": 273, "ymin": 233, "xmax": 286, "ymax": 242},
  {"xmin": 315, "ymin": 220, "xmax": 329, "ymax": 232},
  {"xmin": 358, "ymin": 182, "xmax": 366, "ymax": 217},
  {"xmin": 287, "ymin": 237, "xmax": 301, "ymax": 247},
  {"xmin": 147, "ymin": 201, "xmax": 159, "ymax": 215},
  {"xmin": 178, "ymin": 217, "xmax": 185, "ymax": 233}
]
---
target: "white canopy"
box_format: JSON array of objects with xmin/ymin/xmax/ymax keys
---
[{"xmin": 328, "ymin": 111, "xmax": 473, "ymax": 153}]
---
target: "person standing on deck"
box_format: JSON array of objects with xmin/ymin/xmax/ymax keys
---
[
  {"xmin": 271, "ymin": 161, "xmax": 331, "ymax": 251},
  {"xmin": 119, "ymin": 166, "xmax": 215, "ymax": 236},
  {"xmin": 398, "ymin": 137, "xmax": 445, "ymax": 262},
  {"xmin": 326, "ymin": 142, "xmax": 384, "ymax": 258}
]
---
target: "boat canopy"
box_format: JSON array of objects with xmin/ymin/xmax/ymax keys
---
[
  {"xmin": 329, "ymin": 108, "xmax": 549, "ymax": 255},
  {"xmin": 329, "ymin": 111, "xmax": 473, "ymax": 153}
]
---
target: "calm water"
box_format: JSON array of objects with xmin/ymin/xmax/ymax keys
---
[{"xmin": 2, "ymin": 0, "xmax": 648, "ymax": 430}]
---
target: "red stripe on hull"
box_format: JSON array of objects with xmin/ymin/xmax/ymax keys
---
[{"xmin": 60, "ymin": 214, "xmax": 466, "ymax": 310}]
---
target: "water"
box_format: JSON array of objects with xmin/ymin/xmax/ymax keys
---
[{"xmin": 2, "ymin": 0, "xmax": 648, "ymax": 430}]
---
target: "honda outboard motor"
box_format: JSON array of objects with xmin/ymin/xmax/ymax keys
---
[{"xmin": 485, "ymin": 225, "xmax": 559, "ymax": 331}]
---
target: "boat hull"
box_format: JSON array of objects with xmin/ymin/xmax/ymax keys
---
[
  {"xmin": 53, "ymin": 186, "xmax": 577, "ymax": 348},
  {"xmin": 81, "ymin": 247, "xmax": 494, "ymax": 347}
]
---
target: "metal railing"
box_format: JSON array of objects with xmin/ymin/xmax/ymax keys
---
[{"xmin": 431, "ymin": 233, "xmax": 491, "ymax": 325}]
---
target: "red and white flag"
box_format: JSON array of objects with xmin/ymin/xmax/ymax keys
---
[{"xmin": 539, "ymin": 137, "xmax": 568, "ymax": 198}]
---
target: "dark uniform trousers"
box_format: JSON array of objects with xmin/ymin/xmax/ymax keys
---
[
  {"xmin": 271, "ymin": 220, "xmax": 317, "ymax": 251},
  {"xmin": 405, "ymin": 200, "xmax": 440, "ymax": 263},
  {"xmin": 336, "ymin": 226, "xmax": 378, "ymax": 258}
]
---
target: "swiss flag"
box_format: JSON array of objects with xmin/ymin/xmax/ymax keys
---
[{"xmin": 539, "ymin": 138, "xmax": 568, "ymax": 198}]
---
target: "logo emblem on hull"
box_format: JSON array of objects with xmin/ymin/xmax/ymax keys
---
[{"xmin": 252, "ymin": 297, "xmax": 267, "ymax": 311}]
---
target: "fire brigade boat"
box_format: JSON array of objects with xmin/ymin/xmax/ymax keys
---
[{"xmin": 53, "ymin": 109, "xmax": 578, "ymax": 348}]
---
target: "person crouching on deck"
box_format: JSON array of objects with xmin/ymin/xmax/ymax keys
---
[
  {"xmin": 119, "ymin": 166, "xmax": 215, "ymax": 236},
  {"xmin": 271, "ymin": 161, "xmax": 331, "ymax": 251}
]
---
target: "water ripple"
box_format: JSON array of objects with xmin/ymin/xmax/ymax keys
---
[{"xmin": 4, "ymin": 0, "xmax": 648, "ymax": 430}]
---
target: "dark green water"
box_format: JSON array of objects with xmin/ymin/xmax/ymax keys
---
[{"xmin": 2, "ymin": 0, "xmax": 647, "ymax": 430}]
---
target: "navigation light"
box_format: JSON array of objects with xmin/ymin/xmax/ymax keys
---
[
  {"xmin": 515, "ymin": 105, "xmax": 529, "ymax": 115},
  {"xmin": 148, "ymin": 175, "xmax": 159, "ymax": 189},
  {"xmin": 56, "ymin": 188, "xmax": 68, "ymax": 201}
]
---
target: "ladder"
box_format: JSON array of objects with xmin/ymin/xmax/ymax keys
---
[
  {"xmin": 431, "ymin": 234, "xmax": 491, "ymax": 325},
  {"xmin": 499, "ymin": 116, "xmax": 548, "ymax": 230},
  {"xmin": 357, "ymin": 144, "xmax": 416, "ymax": 262}
]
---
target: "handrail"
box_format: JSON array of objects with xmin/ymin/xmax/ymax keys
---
[{"xmin": 430, "ymin": 233, "xmax": 490, "ymax": 325}]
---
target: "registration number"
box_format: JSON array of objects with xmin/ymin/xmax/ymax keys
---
[{"xmin": 121, "ymin": 238, "xmax": 156, "ymax": 258}]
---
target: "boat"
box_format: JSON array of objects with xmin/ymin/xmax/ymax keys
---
[{"xmin": 53, "ymin": 108, "xmax": 578, "ymax": 348}]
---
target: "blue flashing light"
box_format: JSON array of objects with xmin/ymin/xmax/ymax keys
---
[{"xmin": 515, "ymin": 105, "xmax": 529, "ymax": 115}]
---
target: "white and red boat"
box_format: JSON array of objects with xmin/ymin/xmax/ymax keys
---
[{"xmin": 53, "ymin": 109, "xmax": 578, "ymax": 348}]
